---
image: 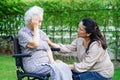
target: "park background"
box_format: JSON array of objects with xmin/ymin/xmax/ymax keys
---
[{"xmin": 0, "ymin": 0, "xmax": 120, "ymax": 80}]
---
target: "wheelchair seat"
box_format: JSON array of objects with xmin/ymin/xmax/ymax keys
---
[{"xmin": 11, "ymin": 35, "xmax": 60, "ymax": 80}]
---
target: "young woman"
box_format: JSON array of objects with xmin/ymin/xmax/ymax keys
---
[{"xmin": 47, "ymin": 18, "xmax": 114, "ymax": 80}]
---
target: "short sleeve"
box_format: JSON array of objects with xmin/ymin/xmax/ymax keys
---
[{"xmin": 18, "ymin": 30, "xmax": 32, "ymax": 48}]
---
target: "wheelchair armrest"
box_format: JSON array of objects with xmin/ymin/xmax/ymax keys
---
[
  {"xmin": 51, "ymin": 48, "xmax": 60, "ymax": 51},
  {"xmin": 12, "ymin": 48, "xmax": 60, "ymax": 58},
  {"xmin": 12, "ymin": 53, "xmax": 31, "ymax": 58}
]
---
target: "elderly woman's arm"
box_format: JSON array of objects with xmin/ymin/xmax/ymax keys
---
[
  {"xmin": 47, "ymin": 50, "xmax": 55, "ymax": 64},
  {"xmin": 27, "ymin": 27, "xmax": 40, "ymax": 48},
  {"xmin": 27, "ymin": 15, "xmax": 40, "ymax": 48}
]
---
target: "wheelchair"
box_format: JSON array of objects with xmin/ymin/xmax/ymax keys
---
[{"xmin": 10, "ymin": 35, "xmax": 60, "ymax": 80}]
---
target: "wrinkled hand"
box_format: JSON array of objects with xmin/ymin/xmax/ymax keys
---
[
  {"xmin": 55, "ymin": 59, "xmax": 62, "ymax": 63},
  {"xmin": 68, "ymin": 64, "xmax": 74, "ymax": 70},
  {"xmin": 50, "ymin": 60, "xmax": 56, "ymax": 64}
]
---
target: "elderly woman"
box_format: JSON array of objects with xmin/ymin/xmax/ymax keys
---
[
  {"xmin": 18, "ymin": 6, "xmax": 72, "ymax": 80},
  {"xmin": 47, "ymin": 18, "xmax": 114, "ymax": 80}
]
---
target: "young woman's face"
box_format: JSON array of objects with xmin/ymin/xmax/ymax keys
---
[{"xmin": 77, "ymin": 22, "xmax": 88, "ymax": 38}]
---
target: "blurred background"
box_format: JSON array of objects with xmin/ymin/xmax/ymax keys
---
[{"xmin": 0, "ymin": 0, "xmax": 120, "ymax": 80}]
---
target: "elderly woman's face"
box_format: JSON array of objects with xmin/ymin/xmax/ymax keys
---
[
  {"xmin": 77, "ymin": 22, "xmax": 88, "ymax": 38},
  {"xmin": 29, "ymin": 15, "xmax": 43, "ymax": 28}
]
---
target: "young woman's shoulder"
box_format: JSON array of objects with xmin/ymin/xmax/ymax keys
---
[{"xmin": 90, "ymin": 41, "xmax": 102, "ymax": 49}]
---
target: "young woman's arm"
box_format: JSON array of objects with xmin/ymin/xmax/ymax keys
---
[{"xmin": 47, "ymin": 36, "xmax": 78, "ymax": 53}]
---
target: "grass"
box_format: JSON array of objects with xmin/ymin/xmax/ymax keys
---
[
  {"xmin": 0, "ymin": 55, "xmax": 16, "ymax": 80},
  {"xmin": 0, "ymin": 55, "xmax": 120, "ymax": 80}
]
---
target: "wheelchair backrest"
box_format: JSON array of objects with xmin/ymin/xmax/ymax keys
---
[
  {"xmin": 12, "ymin": 37, "xmax": 24, "ymax": 69},
  {"xmin": 13, "ymin": 38, "xmax": 21, "ymax": 54}
]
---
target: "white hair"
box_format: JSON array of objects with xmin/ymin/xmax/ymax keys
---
[{"xmin": 24, "ymin": 6, "xmax": 44, "ymax": 25}]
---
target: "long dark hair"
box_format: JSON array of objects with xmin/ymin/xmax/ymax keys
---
[{"xmin": 82, "ymin": 18, "xmax": 107, "ymax": 52}]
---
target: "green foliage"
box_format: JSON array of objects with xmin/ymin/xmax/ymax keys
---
[
  {"xmin": 0, "ymin": 0, "xmax": 120, "ymax": 27},
  {"xmin": 0, "ymin": 0, "xmax": 120, "ymax": 57}
]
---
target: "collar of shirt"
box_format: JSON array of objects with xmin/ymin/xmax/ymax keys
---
[{"xmin": 25, "ymin": 26, "xmax": 34, "ymax": 36}]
